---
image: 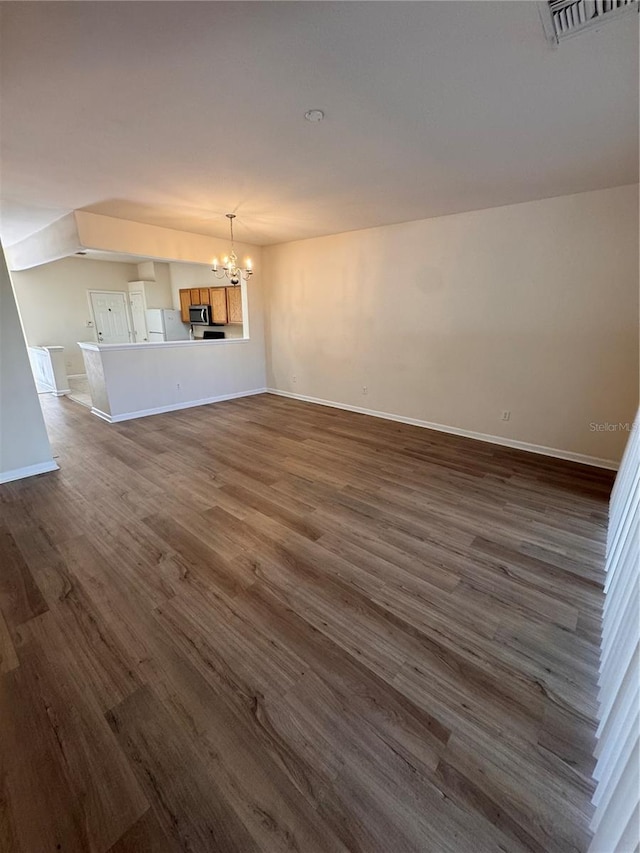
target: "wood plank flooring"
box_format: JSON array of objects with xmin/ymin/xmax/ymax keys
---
[{"xmin": 0, "ymin": 393, "xmax": 614, "ymax": 852}]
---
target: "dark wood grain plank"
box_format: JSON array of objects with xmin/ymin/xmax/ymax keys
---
[
  {"xmin": 9, "ymin": 524, "xmax": 143, "ymax": 711},
  {"xmin": 0, "ymin": 393, "xmax": 613, "ymax": 853},
  {"xmin": 0, "ymin": 650, "xmax": 94, "ymax": 853},
  {"xmin": 0, "ymin": 525, "xmax": 48, "ymax": 630},
  {"xmin": 0, "ymin": 610, "xmax": 18, "ymax": 674},
  {"xmin": 107, "ymin": 808, "xmax": 182, "ymax": 853},
  {"xmin": 106, "ymin": 685, "xmax": 262, "ymax": 853},
  {"xmin": 9, "ymin": 625, "xmax": 148, "ymax": 851}
]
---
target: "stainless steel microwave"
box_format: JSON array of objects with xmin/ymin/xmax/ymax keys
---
[{"xmin": 189, "ymin": 304, "xmax": 211, "ymax": 325}]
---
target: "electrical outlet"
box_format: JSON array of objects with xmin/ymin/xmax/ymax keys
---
[
  {"xmin": 501, "ymin": 410, "xmax": 511, "ymax": 422},
  {"xmin": 176, "ymin": 382, "xmax": 181, "ymax": 390},
  {"xmin": 362, "ymin": 385, "xmax": 368, "ymax": 395},
  {"xmin": 292, "ymin": 375, "xmax": 297, "ymax": 384}
]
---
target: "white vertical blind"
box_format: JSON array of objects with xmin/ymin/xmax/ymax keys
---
[{"xmin": 589, "ymin": 411, "xmax": 639, "ymax": 853}]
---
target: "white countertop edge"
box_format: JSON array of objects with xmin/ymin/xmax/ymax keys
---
[{"xmin": 78, "ymin": 338, "xmax": 250, "ymax": 352}]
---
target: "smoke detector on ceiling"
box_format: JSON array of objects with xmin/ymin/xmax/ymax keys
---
[{"xmin": 540, "ymin": 0, "xmax": 638, "ymax": 43}]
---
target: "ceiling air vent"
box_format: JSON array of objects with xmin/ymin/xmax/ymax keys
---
[{"xmin": 540, "ymin": 0, "xmax": 638, "ymax": 42}]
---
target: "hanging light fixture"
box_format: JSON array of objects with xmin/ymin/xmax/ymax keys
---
[{"xmin": 212, "ymin": 214, "xmax": 253, "ymax": 286}]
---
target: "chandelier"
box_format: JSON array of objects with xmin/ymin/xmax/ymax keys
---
[{"xmin": 212, "ymin": 214, "xmax": 253, "ymax": 285}]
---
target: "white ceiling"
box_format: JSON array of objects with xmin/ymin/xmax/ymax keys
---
[{"xmin": 1, "ymin": 1, "xmax": 637, "ymax": 248}]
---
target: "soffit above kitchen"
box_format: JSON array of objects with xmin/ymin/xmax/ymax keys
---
[
  {"xmin": 4, "ymin": 211, "xmax": 260, "ymax": 271},
  {"xmin": 0, "ymin": 1, "xmax": 637, "ymax": 248}
]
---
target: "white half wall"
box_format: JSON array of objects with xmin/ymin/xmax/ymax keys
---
[
  {"xmin": 0, "ymin": 246, "xmax": 57, "ymax": 483},
  {"xmin": 83, "ymin": 340, "xmax": 267, "ymax": 422},
  {"xmin": 263, "ymin": 184, "xmax": 639, "ymax": 465}
]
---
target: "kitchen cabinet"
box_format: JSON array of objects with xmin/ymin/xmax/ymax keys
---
[
  {"xmin": 210, "ymin": 288, "xmax": 228, "ymax": 324},
  {"xmin": 226, "ymin": 286, "xmax": 243, "ymax": 324},
  {"xmin": 179, "ymin": 289, "xmax": 191, "ymax": 323},
  {"xmin": 178, "ymin": 286, "xmax": 243, "ymax": 326}
]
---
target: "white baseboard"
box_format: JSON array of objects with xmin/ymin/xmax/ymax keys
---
[
  {"xmin": 67, "ymin": 373, "xmax": 87, "ymax": 380},
  {"xmin": 266, "ymin": 388, "xmax": 619, "ymax": 471},
  {"xmin": 91, "ymin": 387, "xmax": 268, "ymax": 424},
  {"xmin": 0, "ymin": 459, "xmax": 59, "ymax": 484},
  {"xmin": 37, "ymin": 387, "xmax": 71, "ymax": 397},
  {"xmin": 91, "ymin": 407, "xmax": 113, "ymax": 423}
]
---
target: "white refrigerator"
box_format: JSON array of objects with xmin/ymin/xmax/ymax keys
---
[{"xmin": 146, "ymin": 309, "xmax": 190, "ymax": 342}]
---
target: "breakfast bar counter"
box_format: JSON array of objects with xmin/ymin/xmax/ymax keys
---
[{"xmin": 78, "ymin": 337, "xmax": 266, "ymax": 423}]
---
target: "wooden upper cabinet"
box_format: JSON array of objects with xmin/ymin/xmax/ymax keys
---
[
  {"xmin": 226, "ymin": 286, "xmax": 243, "ymax": 324},
  {"xmin": 210, "ymin": 288, "xmax": 228, "ymax": 324},
  {"xmin": 178, "ymin": 286, "xmax": 241, "ymax": 326},
  {"xmin": 179, "ymin": 289, "xmax": 191, "ymax": 323}
]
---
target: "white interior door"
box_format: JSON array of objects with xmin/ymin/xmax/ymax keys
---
[
  {"xmin": 129, "ymin": 291, "xmax": 148, "ymax": 343},
  {"xmin": 89, "ymin": 292, "xmax": 132, "ymax": 344}
]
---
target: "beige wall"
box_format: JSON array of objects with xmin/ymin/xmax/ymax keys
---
[
  {"xmin": 264, "ymin": 184, "xmax": 639, "ymax": 464},
  {"xmin": 148, "ymin": 262, "xmax": 173, "ymax": 309},
  {"xmin": 10, "ymin": 256, "xmax": 137, "ymax": 374},
  {"xmin": 168, "ymin": 261, "xmax": 214, "ymax": 312},
  {"xmin": 127, "ymin": 263, "xmax": 174, "ymax": 311}
]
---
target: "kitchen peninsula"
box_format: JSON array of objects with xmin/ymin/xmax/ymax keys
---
[
  {"xmin": 79, "ymin": 334, "xmax": 266, "ymax": 423},
  {"xmin": 78, "ymin": 338, "xmax": 266, "ymax": 423}
]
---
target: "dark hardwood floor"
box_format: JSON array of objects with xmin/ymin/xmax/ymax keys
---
[{"xmin": 0, "ymin": 393, "xmax": 614, "ymax": 852}]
